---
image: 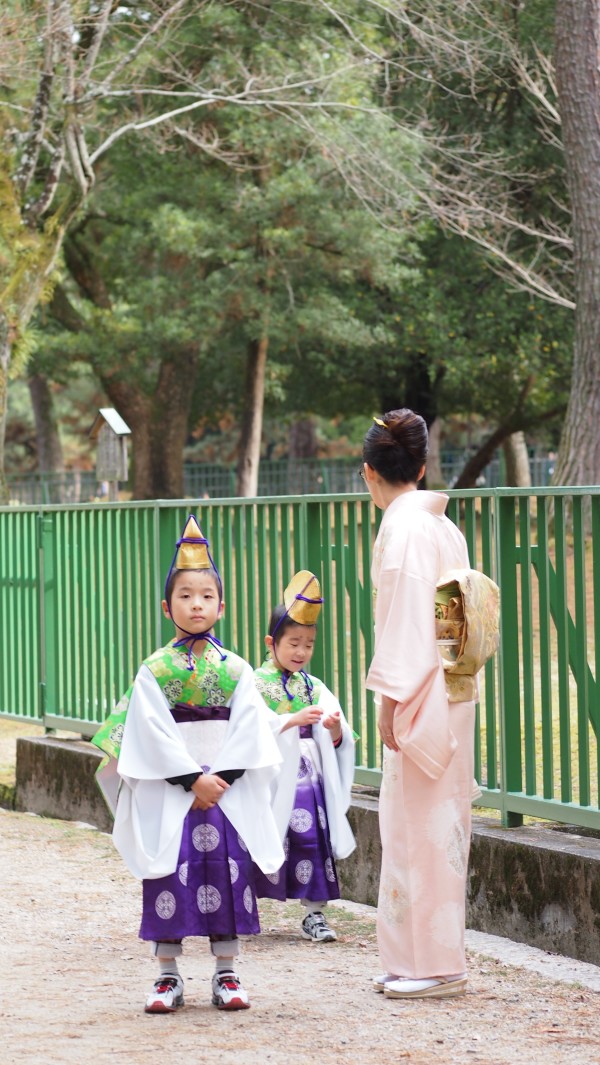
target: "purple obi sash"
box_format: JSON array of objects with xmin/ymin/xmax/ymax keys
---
[
  {"xmin": 299, "ymin": 724, "xmax": 313, "ymax": 740},
  {"xmin": 170, "ymin": 703, "xmax": 231, "ymax": 724}
]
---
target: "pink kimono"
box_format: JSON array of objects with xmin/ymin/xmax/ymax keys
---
[{"xmin": 366, "ymin": 489, "xmax": 474, "ymax": 979}]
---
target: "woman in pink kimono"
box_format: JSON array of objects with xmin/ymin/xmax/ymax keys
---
[{"xmin": 362, "ymin": 408, "xmax": 473, "ymax": 1000}]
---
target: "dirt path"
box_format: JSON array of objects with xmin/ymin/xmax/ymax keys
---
[{"xmin": 2, "ymin": 809, "xmax": 599, "ymax": 1065}]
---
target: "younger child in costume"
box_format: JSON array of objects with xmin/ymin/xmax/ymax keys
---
[
  {"xmin": 92, "ymin": 516, "xmax": 283, "ymax": 1014},
  {"xmin": 253, "ymin": 571, "xmax": 355, "ymax": 942}
]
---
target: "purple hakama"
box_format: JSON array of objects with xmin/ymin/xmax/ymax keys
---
[
  {"xmin": 254, "ymin": 725, "xmax": 340, "ymax": 902},
  {"xmin": 139, "ymin": 703, "xmax": 261, "ymax": 942}
]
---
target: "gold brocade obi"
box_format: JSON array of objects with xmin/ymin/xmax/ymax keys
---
[{"xmin": 435, "ymin": 569, "xmax": 500, "ymax": 702}]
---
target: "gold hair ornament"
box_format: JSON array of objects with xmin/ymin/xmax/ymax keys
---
[{"xmin": 373, "ymin": 417, "xmax": 388, "ymax": 428}]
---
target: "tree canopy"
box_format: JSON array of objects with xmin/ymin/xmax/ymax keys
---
[{"xmin": 3, "ymin": 0, "xmax": 597, "ymax": 496}]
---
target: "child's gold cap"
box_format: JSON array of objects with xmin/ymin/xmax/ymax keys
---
[
  {"xmin": 283, "ymin": 570, "xmax": 323, "ymax": 625},
  {"xmin": 175, "ymin": 515, "xmax": 211, "ymax": 570}
]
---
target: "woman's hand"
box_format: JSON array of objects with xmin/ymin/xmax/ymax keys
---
[
  {"xmin": 190, "ymin": 773, "xmax": 230, "ymax": 810},
  {"xmin": 378, "ymin": 695, "xmax": 400, "ymax": 752}
]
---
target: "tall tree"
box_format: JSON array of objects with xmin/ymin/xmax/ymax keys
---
[
  {"xmin": 553, "ymin": 1, "xmax": 600, "ymax": 486},
  {"xmin": 1, "ymin": 0, "xmax": 398, "ymax": 501}
]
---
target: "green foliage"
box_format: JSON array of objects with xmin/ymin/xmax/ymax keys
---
[{"xmin": 4, "ymin": 0, "xmax": 575, "ymax": 478}]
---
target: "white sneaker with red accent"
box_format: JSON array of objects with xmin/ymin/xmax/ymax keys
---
[
  {"xmin": 211, "ymin": 971, "xmax": 250, "ymax": 1010},
  {"xmin": 144, "ymin": 975, "xmax": 184, "ymax": 1013}
]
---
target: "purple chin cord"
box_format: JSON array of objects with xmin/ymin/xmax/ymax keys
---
[
  {"xmin": 270, "ymin": 643, "xmax": 314, "ymax": 705},
  {"xmin": 173, "ymin": 629, "xmax": 226, "ymax": 671}
]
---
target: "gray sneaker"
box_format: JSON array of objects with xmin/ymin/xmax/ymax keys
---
[{"xmin": 301, "ymin": 911, "xmax": 337, "ymax": 943}]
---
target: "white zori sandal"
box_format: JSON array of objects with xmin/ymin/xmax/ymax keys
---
[{"xmin": 383, "ymin": 974, "xmax": 467, "ymax": 999}]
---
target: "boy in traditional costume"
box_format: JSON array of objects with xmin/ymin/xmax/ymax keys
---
[
  {"xmin": 253, "ymin": 571, "xmax": 355, "ymax": 943},
  {"xmin": 92, "ymin": 515, "xmax": 283, "ymax": 1013}
]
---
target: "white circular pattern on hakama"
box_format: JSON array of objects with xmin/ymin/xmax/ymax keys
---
[
  {"xmin": 178, "ymin": 861, "xmax": 189, "ymax": 886},
  {"xmin": 243, "ymin": 885, "xmax": 254, "ymax": 913},
  {"xmin": 192, "ymin": 824, "xmax": 220, "ymax": 852},
  {"xmin": 237, "ymin": 834, "xmax": 249, "ymax": 852},
  {"xmin": 317, "ymin": 805, "xmax": 327, "ymax": 830},
  {"xmin": 295, "ymin": 859, "xmax": 313, "ymax": 884},
  {"xmin": 265, "ymin": 869, "xmax": 281, "ymax": 884},
  {"xmin": 155, "ymin": 891, "xmax": 176, "ymax": 920},
  {"xmin": 297, "ymin": 756, "xmax": 311, "ymax": 779},
  {"xmin": 324, "ymin": 857, "xmax": 336, "ymax": 882},
  {"xmin": 228, "ymin": 858, "xmax": 239, "ymax": 884},
  {"xmin": 289, "ymin": 808, "xmax": 312, "ymax": 833},
  {"xmin": 429, "ymin": 901, "xmax": 463, "ymax": 949},
  {"xmin": 197, "ymin": 885, "xmax": 221, "ymax": 914}
]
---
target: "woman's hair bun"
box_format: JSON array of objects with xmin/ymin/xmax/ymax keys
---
[
  {"xmin": 384, "ymin": 409, "xmax": 427, "ymax": 457},
  {"xmin": 363, "ymin": 407, "xmax": 428, "ymax": 485}
]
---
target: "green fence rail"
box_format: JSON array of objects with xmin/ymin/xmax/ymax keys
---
[{"xmin": 2, "ymin": 487, "xmax": 600, "ymax": 830}]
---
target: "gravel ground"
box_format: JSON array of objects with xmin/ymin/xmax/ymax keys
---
[{"xmin": 3, "ymin": 808, "xmax": 599, "ymax": 1065}]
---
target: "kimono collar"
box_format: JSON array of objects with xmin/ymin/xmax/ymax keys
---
[
  {"xmin": 384, "ymin": 489, "xmax": 449, "ymax": 521},
  {"xmin": 264, "ymin": 656, "xmax": 314, "ymax": 704}
]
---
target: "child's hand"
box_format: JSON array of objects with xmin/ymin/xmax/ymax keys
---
[
  {"xmin": 322, "ymin": 709, "xmax": 342, "ymax": 744},
  {"xmin": 279, "ymin": 706, "xmax": 323, "ymax": 732},
  {"xmin": 190, "ymin": 773, "xmax": 230, "ymax": 810},
  {"xmin": 293, "ymin": 706, "xmax": 323, "ymax": 727}
]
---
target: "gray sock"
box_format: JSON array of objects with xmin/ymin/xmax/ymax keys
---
[{"xmin": 159, "ymin": 958, "xmax": 180, "ymax": 978}]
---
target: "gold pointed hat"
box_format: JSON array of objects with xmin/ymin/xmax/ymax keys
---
[
  {"xmin": 175, "ymin": 515, "xmax": 211, "ymax": 570},
  {"xmin": 283, "ymin": 570, "xmax": 323, "ymax": 625}
]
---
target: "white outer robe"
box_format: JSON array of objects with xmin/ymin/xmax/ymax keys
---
[
  {"xmin": 268, "ymin": 682, "xmax": 356, "ymax": 861},
  {"xmin": 112, "ymin": 662, "xmax": 284, "ymax": 880}
]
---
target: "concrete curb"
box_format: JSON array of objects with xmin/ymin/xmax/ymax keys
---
[{"xmin": 13, "ymin": 735, "xmax": 600, "ymax": 967}]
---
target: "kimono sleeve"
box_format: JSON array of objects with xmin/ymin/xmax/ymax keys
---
[{"xmin": 366, "ymin": 560, "xmax": 439, "ymax": 707}]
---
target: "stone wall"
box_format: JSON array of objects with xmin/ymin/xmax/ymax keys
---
[{"xmin": 11, "ymin": 736, "xmax": 600, "ymax": 966}]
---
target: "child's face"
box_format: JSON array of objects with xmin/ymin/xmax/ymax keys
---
[
  {"xmin": 267, "ymin": 625, "xmax": 316, "ymax": 674},
  {"xmin": 162, "ymin": 570, "xmax": 223, "ymax": 639}
]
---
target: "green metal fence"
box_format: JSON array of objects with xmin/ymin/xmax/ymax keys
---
[
  {"xmin": 6, "ymin": 448, "xmax": 556, "ymax": 506},
  {"xmin": 1, "ymin": 487, "xmax": 600, "ymax": 829}
]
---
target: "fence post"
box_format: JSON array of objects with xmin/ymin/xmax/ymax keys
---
[
  {"xmin": 40, "ymin": 513, "xmax": 58, "ymax": 725},
  {"xmin": 305, "ymin": 498, "xmax": 325, "ymax": 680},
  {"xmin": 496, "ymin": 494, "xmax": 523, "ymax": 826}
]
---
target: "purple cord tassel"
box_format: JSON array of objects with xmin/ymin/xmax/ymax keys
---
[
  {"xmin": 173, "ymin": 631, "xmax": 227, "ymax": 670},
  {"xmin": 281, "ymin": 669, "xmax": 314, "ymax": 704}
]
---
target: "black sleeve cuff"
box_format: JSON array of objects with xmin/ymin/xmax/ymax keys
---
[
  {"xmin": 216, "ymin": 769, "xmax": 245, "ymax": 785},
  {"xmin": 166, "ymin": 771, "xmax": 202, "ymax": 791}
]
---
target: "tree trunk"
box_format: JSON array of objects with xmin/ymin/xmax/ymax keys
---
[
  {"xmin": 425, "ymin": 417, "xmax": 445, "ymax": 488},
  {"xmin": 151, "ymin": 356, "xmax": 197, "ymax": 499},
  {"xmin": 101, "ymin": 351, "xmax": 199, "ymax": 500},
  {"xmin": 100, "ymin": 379, "xmax": 154, "ymax": 500},
  {"xmin": 502, "ymin": 431, "xmax": 532, "ymax": 487},
  {"xmin": 289, "ymin": 417, "xmax": 317, "ymax": 459},
  {"xmin": 553, "ymin": 2, "xmax": 600, "ymax": 486},
  {"xmin": 453, "ymin": 423, "xmax": 517, "ymax": 489},
  {"xmin": 236, "ymin": 335, "xmax": 269, "ymax": 497},
  {"xmin": 28, "ymin": 372, "xmax": 65, "ymax": 492},
  {"xmin": 288, "ymin": 417, "xmax": 317, "ymax": 494}
]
